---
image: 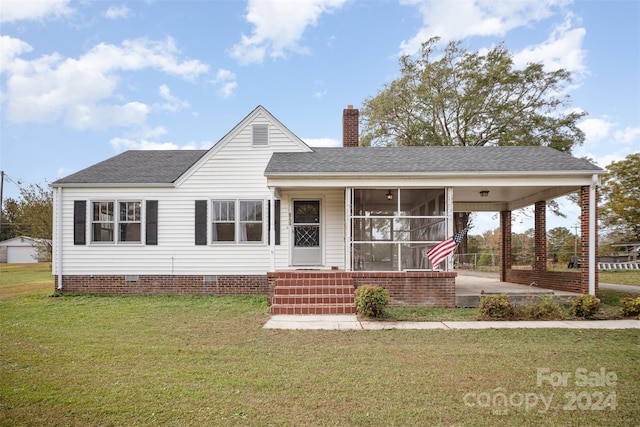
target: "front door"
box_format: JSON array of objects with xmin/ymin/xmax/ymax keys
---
[{"xmin": 292, "ymin": 200, "xmax": 322, "ymax": 266}]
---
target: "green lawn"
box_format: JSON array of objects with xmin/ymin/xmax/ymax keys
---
[
  {"xmin": 600, "ymin": 270, "xmax": 640, "ymax": 286},
  {"xmin": 1, "ymin": 266, "xmax": 639, "ymax": 426},
  {"xmin": 0, "ymin": 263, "xmax": 53, "ymax": 300}
]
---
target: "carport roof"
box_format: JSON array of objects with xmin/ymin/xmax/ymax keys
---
[{"xmin": 265, "ymin": 146, "xmax": 602, "ymax": 176}]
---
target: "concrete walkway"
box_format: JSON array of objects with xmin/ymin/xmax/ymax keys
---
[{"xmin": 263, "ymin": 315, "xmax": 640, "ymax": 330}]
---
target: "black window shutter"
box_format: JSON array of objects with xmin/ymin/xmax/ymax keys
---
[
  {"xmin": 195, "ymin": 200, "xmax": 207, "ymax": 245},
  {"xmin": 73, "ymin": 200, "xmax": 86, "ymax": 245},
  {"xmin": 146, "ymin": 200, "xmax": 158, "ymax": 245},
  {"xmin": 268, "ymin": 199, "xmax": 281, "ymax": 245}
]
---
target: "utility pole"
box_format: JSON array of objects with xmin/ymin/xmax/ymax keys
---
[{"xmin": 572, "ymin": 224, "xmax": 579, "ymax": 256}]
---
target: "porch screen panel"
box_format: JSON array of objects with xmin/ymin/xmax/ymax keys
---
[{"xmin": 350, "ymin": 189, "xmax": 448, "ymax": 271}]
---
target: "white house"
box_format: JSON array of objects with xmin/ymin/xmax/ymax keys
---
[
  {"xmin": 51, "ymin": 105, "xmax": 603, "ymax": 312},
  {"xmin": 0, "ymin": 236, "xmax": 49, "ymax": 263}
]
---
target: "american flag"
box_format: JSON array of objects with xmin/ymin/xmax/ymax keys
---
[{"xmin": 427, "ymin": 228, "xmax": 469, "ymax": 269}]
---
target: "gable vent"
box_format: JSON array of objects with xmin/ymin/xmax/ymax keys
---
[{"xmin": 253, "ymin": 124, "xmax": 269, "ymax": 146}]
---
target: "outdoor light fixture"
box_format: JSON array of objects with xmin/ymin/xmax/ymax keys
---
[
  {"xmin": 386, "ymin": 190, "xmax": 393, "ymax": 200},
  {"xmin": 479, "ymin": 190, "xmax": 490, "ymax": 197}
]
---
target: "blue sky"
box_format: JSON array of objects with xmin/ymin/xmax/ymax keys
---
[{"xmin": 1, "ymin": 0, "xmax": 639, "ymax": 234}]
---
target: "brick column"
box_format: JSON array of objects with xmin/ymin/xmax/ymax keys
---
[
  {"xmin": 500, "ymin": 211, "xmax": 512, "ymax": 282},
  {"xmin": 534, "ymin": 201, "xmax": 547, "ymax": 271},
  {"xmin": 580, "ymin": 185, "xmax": 599, "ymax": 294}
]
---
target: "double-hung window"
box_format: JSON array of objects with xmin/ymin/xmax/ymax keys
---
[
  {"xmin": 92, "ymin": 201, "xmax": 115, "ymax": 242},
  {"xmin": 211, "ymin": 200, "xmax": 263, "ymax": 243},
  {"xmin": 212, "ymin": 200, "xmax": 235, "ymax": 242},
  {"xmin": 91, "ymin": 200, "xmax": 142, "ymax": 243},
  {"xmin": 240, "ymin": 200, "xmax": 263, "ymax": 242},
  {"xmin": 119, "ymin": 201, "xmax": 141, "ymax": 242}
]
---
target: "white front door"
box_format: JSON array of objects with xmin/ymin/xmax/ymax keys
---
[{"xmin": 291, "ymin": 200, "xmax": 322, "ymax": 266}]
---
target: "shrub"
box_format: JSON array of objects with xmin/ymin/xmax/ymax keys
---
[
  {"xmin": 620, "ymin": 296, "xmax": 640, "ymax": 318},
  {"xmin": 570, "ymin": 294, "xmax": 600, "ymax": 318},
  {"xmin": 355, "ymin": 285, "xmax": 390, "ymax": 318},
  {"xmin": 478, "ymin": 294, "xmax": 514, "ymax": 320},
  {"xmin": 519, "ymin": 297, "xmax": 565, "ymax": 320}
]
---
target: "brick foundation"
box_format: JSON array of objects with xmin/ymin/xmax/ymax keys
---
[
  {"xmin": 268, "ymin": 270, "xmax": 456, "ymax": 308},
  {"xmin": 55, "ymin": 274, "xmax": 269, "ymax": 296},
  {"xmin": 352, "ymin": 271, "xmax": 456, "ymax": 308}
]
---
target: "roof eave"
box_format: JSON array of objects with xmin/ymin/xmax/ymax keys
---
[
  {"xmin": 51, "ymin": 182, "xmax": 176, "ymax": 188},
  {"xmin": 264, "ymin": 170, "xmax": 604, "ymax": 178}
]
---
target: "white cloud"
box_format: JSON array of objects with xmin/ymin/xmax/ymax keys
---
[
  {"xmin": 2, "ymin": 37, "xmax": 208, "ymax": 129},
  {"xmin": 614, "ymin": 127, "xmax": 640, "ymax": 144},
  {"xmin": 574, "ymin": 117, "xmax": 639, "ymax": 168},
  {"xmin": 211, "ymin": 68, "xmax": 237, "ymax": 98},
  {"xmin": 304, "ymin": 137, "xmax": 340, "ymax": 147},
  {"xmin": 577, "ymin": 118, "xmax": 615, "ymax": 142},
  {"xmin": 230, "ymin": 0, "xmax": 346, "ymax": 65},
  {"xmin": 512, "ymin": 15, "xmax": 586, "ymax": 74},
  {"xmin": 109, "ymin": 135, "xmax": 213, "ymax": 152},
  {"xmin": 0, "ymin": 36, "xmax": 33, "ymax": 73},
  {"xmin": 66, "ymin": 102, "xmax": 149, "ymax": 130},
  {"xmin": 0, "ymin": 0, "xmax": 73, "ymax": 23},
  {"xmin": 104, "ymin": 5, "xmax": 131, "ymax": 20},
  {"xmin": 110, "ymin": 137, "xmax": 181, "ymax": 152},
  {"xmin": 157, "ymin": 84, "xmax": 190, "ymax": 112},
  {"xmin": 399, "ymin": 0, "xmax": 567, "ymax": 56}
]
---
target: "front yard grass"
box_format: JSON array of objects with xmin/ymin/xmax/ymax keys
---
[
  {"xmin": 600, "ymin": 270, "xmax": 640, "ymax": 286},
  {"xmin": 2, "ymin": 292, "xmax": 639, "ymax": 426},
  {"xmin": 0, "ymin": 263, "xmax": 53, "ymax": 300}
]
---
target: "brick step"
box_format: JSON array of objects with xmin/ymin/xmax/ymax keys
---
[
  {"xmin": 273, "ymin": 285, "xmax": 355, "ymax": 296},
  {"xmin": 274, "ymin": 278, "xmax": 354, "ymax": 287},
  {"xmin": 272, "ymin": 294, "xmax": 355, "ymax": 305},
  {"xmin": 271, "ymin": 304, "xmax": 357, "ymax": 315}
]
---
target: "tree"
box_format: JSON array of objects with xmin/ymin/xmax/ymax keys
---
[
  {"xmin": 360, "ymin": 37, "xmax": 586, "ymax": 254},
  {"xmin": 547, "ymin": 226, "xmax": 577, "ymax": 264},
  {"xmin": 1, "ymin": 184, "xmax": 53, "ymax": 260},
  {"xmin": 0, "ymin": 198, "xmax": 20, "ymax": 241},
  {"xmin": 600, "ymin": 153, "xmax": 640, "ymax": 242}
]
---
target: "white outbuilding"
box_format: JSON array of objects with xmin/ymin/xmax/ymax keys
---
[{"xmin": 0, "ymin": 236, "xmax": 49, "ymax": 263}]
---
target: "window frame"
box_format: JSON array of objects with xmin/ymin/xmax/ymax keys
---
[
  {"xmin": 91, "ymin": 201, "xmax": 115, "ymax": 244},
  {"xmin": 90, "ymin": 199, "xmax": 144, "ymax": 245},
  {"xmin": 118, "ymin": 200, "xmax": 142, "ymax": 243},
  {"xmin": 211, "ymin": 199, "xmax": 265, "ymax": 244}
]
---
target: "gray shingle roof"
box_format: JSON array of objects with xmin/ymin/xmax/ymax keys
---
[
  {"xmin": 53, "ymin": 146, "xmax": 602, "ymax": 186},
  {"xmin": 265, "ymin": 146, "xmax": 602, "ymax": 175},
  {"xmin": 53, "ymin": 150, "xmax": 207, "ymax": 185}
]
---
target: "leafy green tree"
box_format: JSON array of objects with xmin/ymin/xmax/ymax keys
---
[
  {"xmin": 0, "ymin": 198, "xmax": 21, "ymax": 241},
  {"xmin": 361, "ymin": 37, "xmax": 585, "ymax": 150},
  {"xmin": 599, "ymin": 153, "xmax": 640, "ymax": 242},
  {"xmin": 547, "ymin": 226, "xmax": 578, "ymax": 264},
  {"xmin": 361, "ymin": 37, "xmax": 586, "ymax": 254},
  {"xmin": 1, "ymin": 184, "xmax": 53, "ymax": 260}
]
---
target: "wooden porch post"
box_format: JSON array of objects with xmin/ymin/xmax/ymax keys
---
[
  {"xmin": 534, "ymin": 201, "xmax": 547, "ymax": 271},
  {"xmin": 500, "ymin": 211, "xmax": 512, "ymax": 282}
]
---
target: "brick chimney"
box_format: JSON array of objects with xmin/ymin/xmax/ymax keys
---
[{"xmin": 342, "ymin": 105, "xmax": 359, "ymax": 147}]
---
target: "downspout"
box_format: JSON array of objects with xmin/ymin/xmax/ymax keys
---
[
  {"xmin": 56, "ymin": 187, "xmax": 63, "ymax": 290},
  {"xmin": 588, "ymin": 174, "xmax": 598, "ymax": 295}
]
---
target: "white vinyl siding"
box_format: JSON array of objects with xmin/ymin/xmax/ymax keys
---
[{"xmin": 53, "ymin": 109, "xmax": 312, "ymax": 276}]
